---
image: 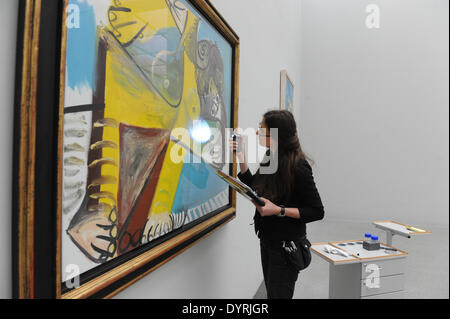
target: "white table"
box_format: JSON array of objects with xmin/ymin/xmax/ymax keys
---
[{"xmin": 311, "ymin": 240, "xmax": 408, "ymax": 299}]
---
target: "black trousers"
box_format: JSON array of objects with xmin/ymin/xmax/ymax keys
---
[{"xmin": 260, "ymin": 239, "xmax": 299, "ymax": 299}]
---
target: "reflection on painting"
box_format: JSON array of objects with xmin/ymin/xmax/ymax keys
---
[{"xmin": 62, "ymin": 0, "xmax": 232, "ymax": 279}]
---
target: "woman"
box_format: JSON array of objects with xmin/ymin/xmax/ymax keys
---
[{"xmin": 230, "ymin": 109, "xmax": 324, "ymax": 299}]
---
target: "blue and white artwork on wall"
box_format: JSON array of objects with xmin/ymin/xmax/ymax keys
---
[{"xmin": 280, "ymin": 69, "xmax": 294, "ymax": 112}]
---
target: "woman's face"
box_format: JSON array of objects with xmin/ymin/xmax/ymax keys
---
[{"xmin": 256, "ymin": 118, "xmax": 271, "ymax": 148}]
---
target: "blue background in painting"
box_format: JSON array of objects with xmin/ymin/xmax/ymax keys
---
[
  {"xmin": 171, "ymin": 152, "xmax": 228, "ymax": 215},
  {"xmin": 171, "ymin": 0, "xmax": 232, "ymax": 215}
]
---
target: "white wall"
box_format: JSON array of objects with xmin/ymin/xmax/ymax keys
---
[
  {"xmin": 299, "ymin": 0, "xmax": 449, "ymax": 227},
  {"xmin": 0, "ymin": 0, "xmax": 18, "ymax": 299},
  {"xmin": 115, "ymin": 0, "xmax": 302, "ymax": 298}
]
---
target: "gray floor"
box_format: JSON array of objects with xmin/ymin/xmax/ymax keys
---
[{"xmin": 253, "ymin": 218, "xmax": 449, "ymax": 299}]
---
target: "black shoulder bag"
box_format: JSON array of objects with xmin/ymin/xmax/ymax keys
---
[{"xmin": 282, "ymin": 236, "xmax": 312, "ymax": 272}]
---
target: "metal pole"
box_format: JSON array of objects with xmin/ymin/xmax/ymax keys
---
[{"xmin": 386, "ymin": 230, "xmax": 393, "ymax": 246}]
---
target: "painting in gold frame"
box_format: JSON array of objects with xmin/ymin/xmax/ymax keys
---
[{"xmin": 13, "ymin": 0, "xmax": 239, "ymax": 299}]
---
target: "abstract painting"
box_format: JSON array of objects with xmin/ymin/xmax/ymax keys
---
[
  {"xmin": 280, "ymin": 69, "xmax": 294, "ymax": 112},
  {"xmin": 13, "ymin": 0, "xmax": 239, "ymax": 298}
]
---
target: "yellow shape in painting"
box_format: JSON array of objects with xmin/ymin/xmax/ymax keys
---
[
  {"xmin": 147, "ymin": 41, "xmax": 201, "ymax": 221},
  {"xmin": 108, "ymin": 0, "xmax": 179, "ymax": 46},
  {"xmin": 99, "ymin": 28, "xmax": 181, "ymax": 206},
  {"xmin": 97, "ymin": 0, "xmax": 203, "ymax": 240}
]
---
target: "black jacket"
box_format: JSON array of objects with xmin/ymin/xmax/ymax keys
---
[{"xmin": 237, "ymin": 158, "xmax": 324, "ymax": 241}]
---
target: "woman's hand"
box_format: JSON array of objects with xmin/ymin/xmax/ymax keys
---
[
  {"xmin": 229, "ymin": 134, "xmax": 245, "ymax": 163},
  {"xmin": 253, "ymin": 197, "xmax": 281, "ymax": 217}
]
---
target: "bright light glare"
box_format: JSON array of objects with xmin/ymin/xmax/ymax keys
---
[{"xmin": 190, "ymin": 120, "xmax": 212, "ymax": 143}]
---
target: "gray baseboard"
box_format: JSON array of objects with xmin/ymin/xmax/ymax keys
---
[{"xmin": 253, "ymin": 280, "xmax": 267, "ymax": 299}]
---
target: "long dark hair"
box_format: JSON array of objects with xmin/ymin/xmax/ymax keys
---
[{"xmin": 252, "ymin": 110, "xmax": 312, "ymax": 204}]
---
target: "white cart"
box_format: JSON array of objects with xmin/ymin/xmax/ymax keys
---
[
  {"xmin": 312, "ymin": 240, "xmax": 408, "ymax": 299},
  {"xmin": 311, "ymin": 221, "xmax": 430, "ymax": 299}
]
